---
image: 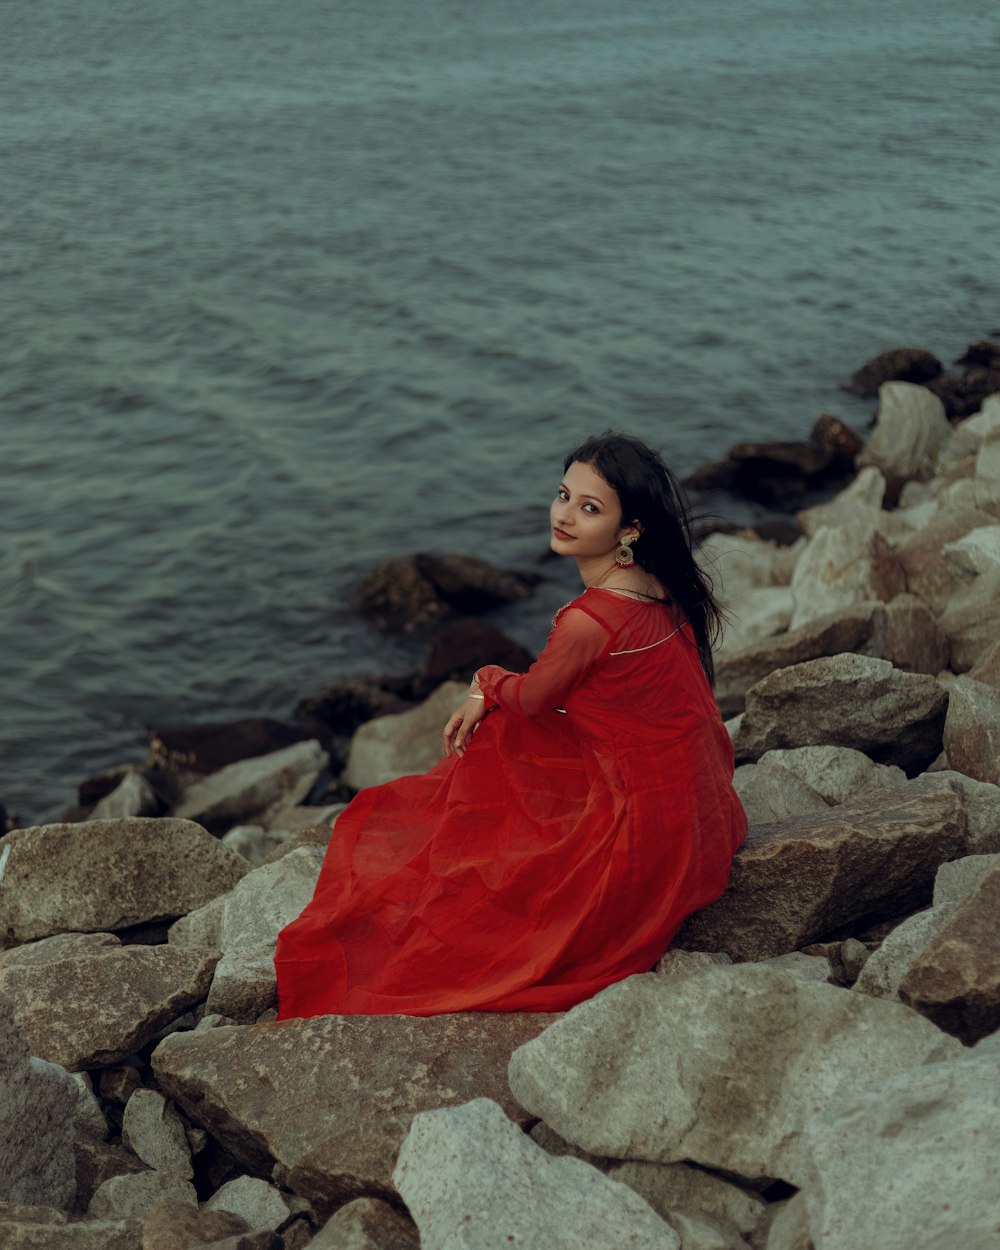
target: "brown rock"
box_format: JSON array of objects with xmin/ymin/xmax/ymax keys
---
[
  {"xmin": 928, "ymin": 368, "xmax": 1000, "ymax": 420},
  {"xmin": 424, "ymin": 619, "xmax": 533, "ymax": 685},
  {"xmin": 969, "ymin": 640, "xmax": 1000, "ymax": 691},
  {"xmin": 894, "ymin": 507, "xmax": 996, "ymax": 613},
  {"xmin": 844, "ymin": 347, "xmax": 943, "ymax": 397},
  {"xmin": 152, "ymin": 1013, "xmax": 557, "ymax": 1209},
  {"xmin": 675, "ymin": 777, "xmax": 967, "ymax": 960},
  {"xmin": 0, "ymin": 946, "xmax": 219, "ymax": 1070},
  {"xmin": 899, "ymin": 861, "xmax": 1000, "ymax": 1044},
  {"xmin": 943, "ymin": 675, "xmax": 1000, "ymax": 784},
  {"xmin": 0, "ymin": 818, "xmax": 248, "ymax": 948},
  {"xmin": 309, "ymin": 1198, "xmax": 418, "ymax": 1250},
  {"xmin": 0, "ymin": 1215, "xmax": 142, "ymax": 1249},
  {"xmin": 147, "ymin": 720, "xmax": 309, "ymax": 777},
  {"xmin": 293, "ymin": 678, "xmax": 411, "ymax": 738},
  {"xmin": 140, "ymin": 1198, "xmax": 249, "ymax": 1250},
  {"xmin": 733, "ymin": 654, "xmax": 947, "ymax": 773}
]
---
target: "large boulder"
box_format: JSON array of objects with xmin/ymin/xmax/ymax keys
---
[
  {"xmin": 674, "ymin": 777, "xmax": 966, "ymax": 960},
  {"xmin": 353, "ymin": 553, "xmax": 536, "ymax": 631},
  {"xmin": 894, "ymin": 507, "xmax": 995, "ymax": 613},
  {"xmin": 756, "ymin": 746, "xmax": 905, "ymax": 805},
  {"xmin": 0, "ymin": 818, "xmax": 248, "ymax": 948},
  {"xmin": 147, "ymin": 718, "xmax": 311, "ymax": 776},
  {"xmin": 0, "ymin": 945, "xmax": 219, "ymax": 1070},
  {"xmin": 788, "ymin": 522, "xmax": 904, "ymax": 631},
  {"xmin": 798, "ymin": 1049, "xmax": 1000, "ymax": 1250},
  {"xmin": 152, "ymin": 1012, "xmax": 556, "ymax": 1207},
  {"xmin": 898, "ymin": 859, "xmax": 1000, "ymax": 1044},
  {"xmin": 507, "ymin": 967, "xmax": 961, "ymax": 1187},
  {"xmin": 394, "ymin": 1099, "xmax": 680, "ymax": 1250},
  {"xmin": 733, "ymin": 654, "xmax": 947, "ymax": 773},
  {"xmin": 173, "ymin": 741, "xmax": 328, "ymax": 835},
  {"xmin": 943, "ymin": 674, "xmax": 1000, "ymax": 784},
  {"xmin": 121, "ymin": 1091, "xmax": 191, "ymax": 1180},
  {"xmin": 844, "ymin": 347, "xmax": 943, "ymax": 397},
  {"xmin": 343, "ymin": 681, "xmax": 467, "ymax": 790},
  {"xmin": 796, "ymin": 465, "xmax": 887, "ymax": 537},
  {"xmin": 936, "ymin": 528, "xmax": 1000, "ymax": 671},
  {"xmin": 0, "ymin": 993, "xmax": 78, "ymax": 1210},
  {"xmin": 855, "ymin": 381, "xmax": 951, "ymax": 495}
]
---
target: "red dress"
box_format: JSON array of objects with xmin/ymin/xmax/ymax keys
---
[{"xmin": 275, "ymin": 587, "xmax": 746, "ymax": 1018}]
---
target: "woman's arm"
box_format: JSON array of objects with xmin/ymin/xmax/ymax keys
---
[{"xmin": 474, "ymin": 606, "xmax": 612, "ymax": 718}]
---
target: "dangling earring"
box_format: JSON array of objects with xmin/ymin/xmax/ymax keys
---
[{"xmin": 615, "ymin": 536, "xmax": 635, "ymax": 567}]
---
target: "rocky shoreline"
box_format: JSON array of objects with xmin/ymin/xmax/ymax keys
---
[{"xmin": 2, "ymin": 342, "xmax": 999, "ymax": 1248}]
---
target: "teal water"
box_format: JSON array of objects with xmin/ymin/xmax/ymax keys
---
[{"xmin": 2, "ymin": 0, "xmax": 998, "ymax": 823}]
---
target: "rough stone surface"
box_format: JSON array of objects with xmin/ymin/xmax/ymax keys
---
[
  {"xmin": 354, "ymin": 553, "xmax": 536, "ymax": 631},
  {"xmin": 206, "ymin": 848, "xmax": 323, "ymax": 1022},
  {"xmin": 88, "ymin": 1170, "xmax": 196, "ymax": 1220},
  {"xmin": 732, "ymin": 762, "xmax": 827, "ymax": 824},
  {"xmin": 665, "ymin": 1210, "xmax": 751, "ymax": 1250},
  {"xmin": 344, "ymin": 681, "xmax": 467, "ymax": 789},
  {"xmin": 73, "ymin": 1133, "xmax": 147, "ymax": 1213},
  {"xmin": 507, "ymin": 967, "xmax": 962, "ymax": 1187},
  {"xmin": 788, "ymin": 523, "xmax": 904, "ymax": 631},
  {"xmin": 937, "ymin": 560, "xmax": 1000, "ymax": 672},
  {"xmin": 845, "ymin": 347, "xmax": 943, "ymax": 397},
  {"xmin": 0, "ymin": 946, "xmax": 219, "ymax": 1070},
  {"xmin": 394, "ymin": 1099, "xmax": 679, "ymax": 1250},
  {"xmin": 69, "ymin": 1071, "xmax": 109, "ymax": 1141},
  {"xmin": 797, "ymin": 465, "xmax": 885, "ymax": 537},
  {"xmin": 933, "ymin": 770, "xmax": 1000, "ymax": 853},
  {"xmin": 698, "ymin": 531, "xmax": 801, "ymax": 600},
  {"xmin": 894, "ymin": 506, "xmax": 995, "ymax": 613},
  {"xmin": 167, "ymin": 895, "xmax": 227, "ymax": 949},
  {"xmin": 899, "ymin": 859, "xmax": 1000, "ymax": 1044},
  {"xmin": 716, "ymin": 587, "xmax": 795, "ymax": 656},
  {"xmin": 152, "ymin": 1012, "xmax": 556, "ymax": 1206},
  {"xmin": 733, "ymin": 653, "xmax": 947, "ymax": 773},
  {"xmin": 0, "ymin": 818, "xmax": 248, "ymax": 948},
  {"xmin": 855, "ymin": 381, "xmax": 951, "ymax": 487},
  {"xmin": 675, "ymin": 777, "xmax": 966, "ymax": 960},
  {"xmin": 798, "ymin": 1051, "xmax": 1000, "ymax": 1250},
  {"xmin": 205, "ymin": 1176, "xmax": 295, "ymax": 1232},
  {"xmin": 756, "ymin": 745, "xmax": 905, "ymax": 805},
  {"xmin": 122, "ymin": 1091, "xmax": 192, "ymax": 1180},
  {"xmin": 173, "ymin": 741, "xmax": 328, "ymax": 835},
  {"xmin": 0, "ymin": 993, "xmax": 77, "ymax": 1210},
  {"xmin": 90, "ymin": 771, "xmax": 160, "ymax": 821},
  {"xmin": 761, "ymin": 1194, "xmax": 812, "ymax": 1250},
  {"xmin": 0, "ymin": 1215, "xmax": 142, "ymax": 1249},
  {"xmin": 220, "ymin": 825, "xmax": 291, "ymax": 867},
  {"xmin": 943, "ymin": 673, "xmax": 1000, "ymax": 784},
  {"xmin": 969, "ymin": 638, "xmax": 1000, "ymax": 690},
  {"xmin": 139, "ymin": 1197, "xmax": 250, "ymax": 1250},
  {"xmin": 309, "ymin": 1198, "xmax": 419, "ymax": 1250}
]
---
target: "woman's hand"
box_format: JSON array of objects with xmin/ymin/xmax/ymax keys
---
[{"xmin": 442, "ymin": 697, "xmax": 488, "ymax": 758}]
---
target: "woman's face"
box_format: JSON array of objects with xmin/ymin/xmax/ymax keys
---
[{"xmin": 550, "ymin": 460, "xmax": 635, "ymax": 558}]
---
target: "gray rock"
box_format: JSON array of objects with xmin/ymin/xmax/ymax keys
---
[
  {"xmin": 758, "ymin": 952, "xmax": 831, "ymax": 983},
  {"xmin": 797, "ymin": 465, "xmax": 885, "ymax": 537},
  {"xmin": 174, "ymin": 741, "xmax": 328, "ymax": 834},
  {"xmin": 732, "ymin": 762, "xmax": 827, "ymax": 824},
  {"xmin": 665, "ymin": 1211, "xmax": 751, "ymax": 1250},
  {"xmin": 788, "ymin": 523, "xmax": 903, "ymax": 632},
  {"xmin": 761, "ymin": 1194, "xmax": 812, "ymax": 1250},
  {"xmin": 936, "ymin": 544, "xmax": 1000, "ymax": 672},
  {"xmin": 394, "ymin": 1098, "xmax": 680, "ymax": 1250},
  {"xmin": 0, "ymin": 993, "xmax": 77, "ymax": 1210},
  {"xmin": 757, "ymin": 745, "xmax": 905, "ymax": 805},
  {"xmin": 122, "ymin": 1091, "xmax": 191, "ymax": 1180},
  {"xmin": 205, "ymin": 846, "xmax": 323, "ymax": 1022},
  {"xmin": 72, "ymin": 1133, "xmax": 147, "ymax": 1213},
  {"xmin": 798, "ymin": 1051, "xmax": 1000, "ymax": 1250},
  {"xmin": 931, "ymin": 770, "xmax": 1000, "ymax": 853},
  {"xmin": 0, "ymin": 933, "xmax": 121, "ymax": 967},
  {"xmin": 220, "ymin": 825, "xmax": 291, "ymax": 866},
  {"xmin": 205, "ymin": 1176, "xmax": 295, "ymax": 1232},
  {"xmin": 309, "ymin": 1198, "xmax": 418, "ymax": 1250},
  {"xmin": 653, "ymin": 950, "xmax": 733, "ymax": 978},
  {"xmin": 0, "ymin": 946, "xmax": 219, "ymax": 1070},
  {"xmin": 344, "ymin": 682, "xmax": 467, "ymax": 790},
  {"xmin": 0, "ymin": 818, "xmax": 247, "ymax": 949},
  {"xmin": 88, "ymin": 1171, "xmax": 196, "ymax": 1221},
  {"xmin": 69, "ymin": 1072, "xmax": 108, "ymax": 1141},
  {"xmin": 715, "ymin": 587, "xmax": 794, "ymax": 656},
  {"xmin": 139, "ymin": 1198, "xmax": 251, "ymax": 1250},
  {"xmin": 734, "ymin": 653, "xmax": 947, "ymax": 772},
  {"xmin": 167, "ymin": 894, "xmax": 227, "ymax": 949},
  {"xmin": 0, "ymin": 1215, "xmax": 141, "ymax": 1249},
  {"xmin": 934, "ymin": 852, "xmax": 1000, "ymax": 905},
  {"xmin": 675, "ymin": 776, "xmax": 966, "ymax": 961},
  {"xmin": 894, "ymin": 506, "xmax": 995, "ymax": 614},
  {"xmin": 507, "ymin": 967, "xmax": 962, "ymax": 1187},
  {"xmin": 90, "ymin": 771, "xmax": 159, "ymax": 821},
  {"xmin": 969, "ymin": 638, "xmax": 1000, "ymax": 691},
  {"xmin": 152, "ymin": 1011, "xmax": 555, "ymax": 1207},
  {"xmin": 855, "ymin": 381, "xmax": 951, "ymax": 488},
  {"xmin": 943, "ymin": 673, "xmax": 1000, "ymax": 784}
]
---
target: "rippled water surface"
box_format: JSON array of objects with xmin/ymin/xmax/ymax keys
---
[{"xmin": 3, "ymin": 0, "xmax": 998, "ymax": 822}]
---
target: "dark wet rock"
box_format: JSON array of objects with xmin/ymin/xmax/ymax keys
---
[
  {"xmin": 844, "ymin": 347, "xmax": 943, "ymax": 397},
  {"xmin": 147, "ymin": 720, "xmax": 310, "ymax": 777},
  {"xmin": 953, "ymin": 339, "xmax": 1000, "ymax": 372},
  {"xmin": 927, "ymin": 368, "xmax": 1000, "ymax": 421},
  {"xmin": 423, "ymin": 619, "xmax": 534, "ymax": 686},
  {"xmin": 353, "ymin": 553, "xmax": 537, "ymax": 632},
  {"xmin": 810, "ymin": 413, "xmax": 865, "ymax": 462},
  {"xmin": 293, "ymin": 676, "xmax": 412, "ymax": 738}
]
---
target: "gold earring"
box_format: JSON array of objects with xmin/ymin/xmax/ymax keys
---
[{"xmin": 615, "ymin": 536, "xmax": 635, "ymax": 567}]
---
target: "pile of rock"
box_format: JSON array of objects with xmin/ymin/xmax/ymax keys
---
[{"xmin": 1, "ymin": 380, "xmax": 999, "ymax": 1248}]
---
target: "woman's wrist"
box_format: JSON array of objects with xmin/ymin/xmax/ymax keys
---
[{"xmin": 469, "ymin": 672, "xmax": 485, "ymax": 700}]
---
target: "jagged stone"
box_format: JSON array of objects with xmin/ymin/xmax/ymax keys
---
[
  {"xmin": 394, "ymin": 1098, "xmax": 679, "ymax": 1250},
  {"xmin": 0, "ymin": 993, "xmax": 77, "ymax": 1210},
  {"xmin": 152, "ymin": 1012, "xmax": 555, "ymax": 1206},
  {"xmin": 665, "ymin": 1210, "xmax": 751, "ymax": 1250},
  {"xmin": 761, "ymin": 1194, "xmax": 812, "ymax": 1250},
  {"xmin": 969, "ymin": 639, "xmax": 1000, "ymax": 690},
  {"xmin": 205, "ymin": 847, "xmax": 323, "ymax": 1022},
  {"xmin": 0, "ymin": 946, "xmax": 219, "ymax": 1070},
  {"xmin": 0, "ymin": 818, "xmax": 247, "ymax": 948},
  {"xmin": 715, "ymin": 587, "xmax": 795, "ymax": 656},
  {"xmin": 344, "ymin": 682, "xmax": 467, "ymax": 790},
  {"xmin": 0, "ymin": 1215, "xmax": 141, "ymax": 1249},
  {"xmin": 507, "ymin": 967, "xmax": 962, "ymax": 1187},
  {"xmin": 788, "ymin": 523, "xmax": 904, "ymax": 631},
  {"xmin": 798, "ymin": 1049, "xmax": 1000, "ymax": 1250},
  {"xmin": 173, "ymin": 742, "xmax": 329, "ymax": 835},
  {"xmin": 88, "ymin": 1171, "xmax": 196, "ymax": 1220},
  {"xmin": 698, "ymin": 532, "xmax": 801, "ymax": 600},
  {"xmin": 756, "ymin": 746, "xmax": 905, "ymax": 805},
  {"xmin": 309, "ymin": 1198, "xmax": 418, "ymax": 1250},
  {"xmin": 845, "ymin": 347, "xmax": 943, "ymax": 397},
  {"xmin": 937, "ymin": 559, "xmax": 1000, "ymax": 672},
  {"xmin": 90, "ymin": 771, "xmax": 160, "ymax": 820},
  {"xmin": 732, "ymin": 762, "xmax": 827, "ymax": 824},
  {"xmin": 797, "ymin": 464, "xmax": 886, "ymax": 537},
  {"xmin": 73, "ymin": 1133, "xmax": 147, "ymax": 1214},
  {"xmin": 122, "ymin": 1091, "xmax": 192, "ymax": 1180},
  {"xmin": 943, "ymin": 673, "xmax": 1000, "ymax": 784},
  {"xmin": 204, "ymin": 1176, "xmax": 296, "ymax": 1232},
  {"xmin": 894, "ymin": 506, "xmax": 995, "ymax": 613},
  {"xmin": 167, "ymin": 895, "xmax": 227, "ymax": 949},
  {"xmin": 653, "ymin": 950, "xmax": 733, "ymax": 978},
  {"xmin": 855, "ymin": 381, "xmax": 951, "ymax": 491},
  {"xmin": 69, "ymin": 1072, "xmax": 108, "ymax": 1140},
  {"xmin": 139, "ymin": 1197, "xmax": 250, "ymax": 1250},
  {"xmin": 759, "ymin": 952, "xmax": 831, "ymax": 983},
  {"xmin": 675, "ymin": 777, "xmax": 966, "ymax": 960},
  {"xmin": 733, "ymin": 654, "xmax": 947, "ymax": 773},
  {"xmin": 898, "ymin": 859, "xmax": 1000, "ymax": 1044}
]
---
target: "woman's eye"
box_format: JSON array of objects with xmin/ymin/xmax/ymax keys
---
[
  {"xmin": 583, "ymin": 503, "xmax": 599, "ymax": 514},
  {"xmin": 557, "ymin": 489, "xmax": 569, "ymax": 501}
]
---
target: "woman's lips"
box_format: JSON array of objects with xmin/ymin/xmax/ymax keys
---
[{"xmin": 553, "ymin": 527, "xmax": 575, "ymax": 541}]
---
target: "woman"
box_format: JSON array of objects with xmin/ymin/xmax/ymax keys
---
[{"xmin": 275, "ymin": 432, "xmax": 746, "ymax": 1018}]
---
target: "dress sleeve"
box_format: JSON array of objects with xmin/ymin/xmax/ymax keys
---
[{"xmin": 474, "ymin": 606, "xmax": 613, "ymax": 718}]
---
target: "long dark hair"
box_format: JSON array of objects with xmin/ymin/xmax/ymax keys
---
[{"xmin": 565, "ymin": 431, "xmax": 724, "ymax": 685}]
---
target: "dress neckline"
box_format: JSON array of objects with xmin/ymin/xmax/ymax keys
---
[{"xmin": 587, "ymin": 586, "xmax": 672, "ymax": 606}]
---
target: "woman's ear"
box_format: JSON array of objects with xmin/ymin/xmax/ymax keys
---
[{"xmin": 622, "ymin": 520, "xmax": 643, "ymax": 541}]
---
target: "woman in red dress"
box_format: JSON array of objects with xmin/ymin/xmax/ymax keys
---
[{"xmin": 275, "ymin": 432, "xmax": 746, "ymax": 1018}]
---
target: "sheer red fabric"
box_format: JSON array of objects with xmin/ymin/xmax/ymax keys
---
[{"xmin": 275, "ymin": 587, "xmax": 747, "ymax": 1018}]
